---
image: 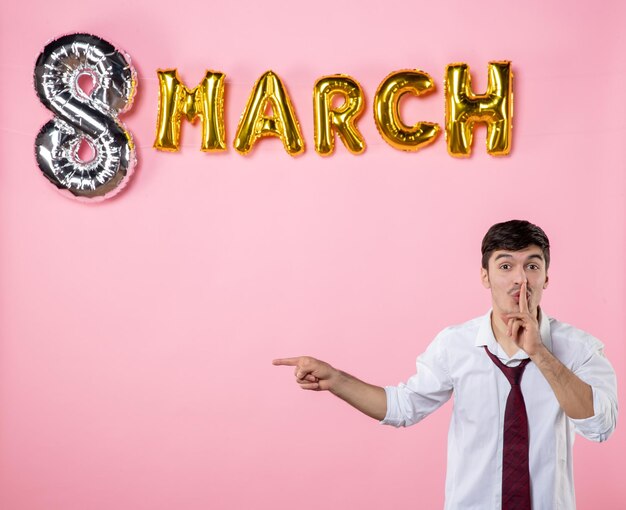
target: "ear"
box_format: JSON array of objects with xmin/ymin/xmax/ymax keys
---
[
  {"xmin": 481, "ymin": 267, "xmax": 491, "ymax": 289},
  {"xmin": 543, "ymin": 273, "xmax": 549, "ymax": 289}
]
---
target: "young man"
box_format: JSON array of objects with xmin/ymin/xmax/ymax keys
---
[{"xmin": 273, "ymin": 220, "xmax": 617, "ymax": 510}]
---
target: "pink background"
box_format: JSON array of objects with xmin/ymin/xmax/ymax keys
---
[{"xmin": 1, "ymin": 1, "xmax": 624, "ymax": 509}]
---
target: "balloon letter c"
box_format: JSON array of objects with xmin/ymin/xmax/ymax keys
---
[{"xmin": 373, "ymin": 70, "xmax": 440, "ymax": 152}]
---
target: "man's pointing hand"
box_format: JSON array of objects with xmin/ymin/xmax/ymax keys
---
[{"xmin": 272, "ymin": 356, "xmax": 337, "ymax": 391}]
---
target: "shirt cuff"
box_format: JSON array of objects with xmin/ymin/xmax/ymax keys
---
[
  {"xmin": 380, "ymin": 386, "xmax": 404, "ymax": 427},
  {"xmin": 569, "ymin": 386, "xmax": 617, "ymax": 442}
]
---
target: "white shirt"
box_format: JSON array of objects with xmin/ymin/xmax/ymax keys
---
[{"xmin": 382, "ymin": 311, "xmax": 618, "ymax": 510}]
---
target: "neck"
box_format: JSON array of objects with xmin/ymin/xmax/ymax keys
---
[{"xmin": 491, "ymin": 314, "xmax": 519, "ymax": 357}]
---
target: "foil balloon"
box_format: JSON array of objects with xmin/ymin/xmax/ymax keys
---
[
  {"xmin": 234, "ymin": 71, "xmax": 304, "ymax": 156},
  {"xmin": 444, "ymin": 61, "xmax": 513, "ymax": 157},
  {"xmin": 374, "ymin": 70, "xmax": 440, "ymax": 151},
  {"xmin": 313, "ymin": 75, "xmax": 365, "ymax": 155},
  {"xmin": 154, "ymin": 69, "xmax": 226, "ymax": 152},
  {"xmin": 34, "ymin": 33, "xmax": 137, "ymax": 201}
]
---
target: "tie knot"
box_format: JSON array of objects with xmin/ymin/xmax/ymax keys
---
[
  {"xmin": 507, "ymin": 363, "xmax": 528, "ymax": 385},
  {"xmin": 483, "ymin": 346, "xmax": 531, "ymax": 386}
]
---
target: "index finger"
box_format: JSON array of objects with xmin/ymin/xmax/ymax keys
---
[
  {"xmin": 519, "ymin": 280, "xmax": 529, "ymax": 313},
  {"xmin": 272, "ymin": 357, "xmax": 301, "ymax": 366}
]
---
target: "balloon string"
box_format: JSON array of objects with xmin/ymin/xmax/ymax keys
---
[{"xmin": 4, "ymin": 125, "xmax": 626, "ymax": 143}]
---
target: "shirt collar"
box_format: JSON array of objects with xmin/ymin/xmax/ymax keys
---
[{"xmin": 474, "ymin": 309, "xmax": 553, "ymax": 362}]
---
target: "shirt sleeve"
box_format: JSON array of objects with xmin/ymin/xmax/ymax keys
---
[
  {"xmin": 569, "ymin": 340, "xmax": 618, "ymax": 442},
  {"xmin": 381, "ymin": 333, "xmax": 454, "ymax": 428}
]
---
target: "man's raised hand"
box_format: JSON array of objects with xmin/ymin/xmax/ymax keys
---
[{"xmin": 505, "ymin": 280, "xmax": 542, "ymax": 355}]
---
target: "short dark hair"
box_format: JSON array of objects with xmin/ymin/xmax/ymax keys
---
[{"xmin": 481, "ymin": 220, "xmax": 550, "ymax": 270}]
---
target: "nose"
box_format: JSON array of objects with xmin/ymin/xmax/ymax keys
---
[{"xmin": 513, "ymin": 266, "xmax": 527, "ymax": 285}]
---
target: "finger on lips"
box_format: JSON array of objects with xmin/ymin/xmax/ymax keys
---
[{"xmin": 519, "ymin": 281, "xmax": 528, "ymax": 312}]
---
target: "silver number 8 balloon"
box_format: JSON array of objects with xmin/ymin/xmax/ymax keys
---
[{"xmin": 34, "ymin": 33, "xmax": 137, "ymax": 201}]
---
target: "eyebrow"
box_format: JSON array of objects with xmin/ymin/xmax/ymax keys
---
[{"xmin": 494, "ymin": 253, "xmax": 544, "ymax": 262}]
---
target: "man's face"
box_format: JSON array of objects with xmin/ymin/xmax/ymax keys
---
[{"xmin": 480, "ymin": 244, "xmax": 549, "ymax": 318}]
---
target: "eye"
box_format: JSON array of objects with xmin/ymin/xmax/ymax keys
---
[
  {"xmin": 499, "ymin": 263, "xmax": 511, "ymax": 270},
  {"xmin": 527, "ymin": 263, "xmax": 540, "ymax": 270}
]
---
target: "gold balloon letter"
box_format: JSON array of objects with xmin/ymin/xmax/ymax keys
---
[
  {"xmin": 374, "ymin": 70, "xmax": 440, "ymax": 151},
  {"xmin": 313, "ymin": 75, "xmax": 366, "ymax": 155},
  {"xmin": 234, "ymin": 71, "xmax": 304, "ymax": 156},
  {"xmin": 445, "ymin": 61, "xmax": 513, "ymax": 157},
  {"xmin": 154, "ymin": 69, "xmax": 226, "ymax": 152}
]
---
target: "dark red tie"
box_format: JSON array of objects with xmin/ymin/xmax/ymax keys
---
[{"xmin": 484, "ymin": 346, "xmax": 532, "ymax": 510}]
